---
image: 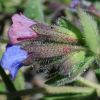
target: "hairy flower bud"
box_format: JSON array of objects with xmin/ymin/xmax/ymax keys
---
[{"xmin": 32, "ymin": 23, "xmax": 78, "ymax": 43}]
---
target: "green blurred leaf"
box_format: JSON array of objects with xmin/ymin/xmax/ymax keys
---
[
  {"xmin": 56, "ymin": 56, "xmax": 95, "ymax": 86},
  {"xmin": 44, "ymin": 86, "xmax": 97, "ymax": 100},
  {"xmin": 79, "ymin": 9, "xmax": 100, "ymax": 54},
  {"xmin": 24, "ymin": 0, "xmax": 44, "ymax": 22},
  {"xmin": 45, "ymin": 51, "xmax": 85, "ymax": 85},
  {"xmin": 0, "ymin": 82, "xmax": 6, "ymax": 92},
  {"xmin": 95, "ymin": 69, "xmax": 100, "ymax": 82},
  {"xmin": 45, "ymin": 86, "xmax": 95, "ymax": 94},
  {"xmin": 14, "ymin": 71, "xmax": 25, "ymax": 90},
  {"xmin": 0, "ymin": 51, "xmax": 3, "ymax": 59},
  {"xmin": 46, "ymin": 56, "xmax": 95, "ymax": 86},
  {"xmin": 4, "ymin": 7, "xmax": 16, "ymax": 13},
  {"xmin": 76, "ymin": 76, "xmax": 100, "ymax": 96},
  {"xmin": 44, "ymin": 93, "xmax": 96, "ymax": 100},
  {"xmin": 95, "ymin": 2, "xmax": 100, "ymax": 10},
  {"xmin": 55, "ymin": 0, "xmax": 71, "ymax": 4},
  {"xmin": 0, "ymin": 0, "xmax": 10, "ymax": 3}
]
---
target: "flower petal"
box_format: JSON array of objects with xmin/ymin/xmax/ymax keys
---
[
  {"xmin": 12, "ymin": 14, "xmax": 36, "ymax": 27},
  {"xmin": 0, "ymin": 44, "xmax": 28, "ymax": 78},
  {"xmin": 8, "ymin": 14, "xmax": 37, "ymax": 44}
]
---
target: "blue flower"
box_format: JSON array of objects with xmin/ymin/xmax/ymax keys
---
[
  {"xmin": 0, "ymin": 44, "xmax": 28, "ymax": 79},
  {"xmin": 70, "ymin": 0, "xmax": 80, "ymax": 8}
]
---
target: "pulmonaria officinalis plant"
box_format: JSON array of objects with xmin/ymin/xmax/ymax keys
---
[
  {"xmin": 0, "ymin": 9, "xmax": 100, "ymax": 86},
  {"xmin": 0, "ymin": 13, "xmax": 82, "ymax": 79}
]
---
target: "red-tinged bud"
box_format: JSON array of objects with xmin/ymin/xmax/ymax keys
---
[
  {"xmin": 23, "ymin": 44, "xmax": 84, "ymax": 58},
  {"xmin": 32, "ymin": 23, "xmax": 78, "ymax": 44}
]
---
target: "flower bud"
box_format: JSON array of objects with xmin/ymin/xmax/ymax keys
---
[
  {"xmin": 32, "ymin": 23, "xmax": 78, "ymax": 43},
  {"xmin": 8, "ymin": 14, "xmax": 37, "ymax": 44}
]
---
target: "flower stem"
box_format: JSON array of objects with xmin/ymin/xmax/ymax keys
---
[{"xmin": 0, "ymin": 66, "xmax": 21, "ymax": 100}]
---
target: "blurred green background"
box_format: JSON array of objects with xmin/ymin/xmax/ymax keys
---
[{"xmin": 1, "ymin": 0, "xmax": 100, "ymax": 100}]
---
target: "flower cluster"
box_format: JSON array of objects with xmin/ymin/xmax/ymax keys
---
[{"xmin": 0, "ymin": 14, "xmax": 83, "ymax": 79}]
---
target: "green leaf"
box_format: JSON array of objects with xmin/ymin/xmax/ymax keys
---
[
  {"xmin": 58, "ymin": 51, "xmax": 86, "ymax": 76},
  {"xmin": 57, "ymin": 18, "xmax": 83, "ymax": 44},
  {"xmin": 0, "ymin": 86, "xmax": 97, "ymax": 99},
  {"xmin": 46, "ymin": 56, "xmax": 95, "ymax": 86},
  {"xmin": 76, "ymin": 77, "xmax": 100, "ymax": 96},
  {"xmin": 45, "ymin": 86, "xmax": 95, "ymax": 94},
  {"xmin": 0, "ymin": 82, "xmax": 6, "ymax": 92},
  {"xmin": 56, "ymin": 56, "xmax": 95, "ymax": 86},
  {"xmin": 0, "ymin": 51, "xmax": 3, "ymax": 59},
  {"xmin": 44, "ymin": 93, "xmax": 96, "ymax": 100},
  {"xmin": 95, "ymin": 68, "xmax": 100, "ymax": 82},
  {"xmin": 14, "ymin": 71, "xmax": 25, "ymax": 90},
  {"xmin": 44, "ymin": 86, "xmax": 97, "ymax": 100},
  {"xmin": 79, "ymin": 9, "xmax": 99, "ymax": 54},
  {"xmin": 24, "ymin": 0, "xmax": 44, "ymax": 22},
  {"xmin": 45, "ymin": 51, "xmax": 85, "ymax": 85}
]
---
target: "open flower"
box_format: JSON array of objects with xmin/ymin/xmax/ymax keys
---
[
  {"xmin": 0, "ymin": 44, "xmax": 28, "ymax": 79},
  {"xmin": 8, "ymin": 14, "xmax": 37, "ymax": 44}
]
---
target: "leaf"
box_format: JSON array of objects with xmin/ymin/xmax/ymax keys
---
[
  {"xmin": 56, "ymin": 56, "xmax": 95, "ymax": 86},
  {"xmin": 79, "ymin": 9, "xmax": 99, "ymax": 54},
  {"xmin": 95, "ymin": 69, "xmax": 100, "ymax": 82},
  {"xmin": 44, "ymin": 86, "xmax": 97, "ymax": 100},
  {"xmin": 24, "ymin": 0, "xmax": 44, "ymax": 22},
  {"xmin": 45, "ymin": 86, "xmax": 95, "ymax": 94},
  {"xmin": 44, "ymin": 93, "xmax": 96, "ymax": 100},
  {"xmin": 0, "ymin": 51, "xmax": 3, "ymax": 59},
  {"xmin": 59, "ymin": 51, "xmax": 85, "ymax": 76},
  {"xmin": 14, "ymin": 71, "xmax": 25, "ymax": 90},
  {"xmin": 0, "ymin": 86, "xmax": 96, "ymax": 100},
  {"xmin": 45, "ymin": 51, "xmax": 85, "ymax": 85},
  {"xmin": 0, "ymin": 82, "xmax": 6, "ymax": 92},
  {"xmin": 76, "ymin": 76, "xmax": 100, "ymax": 96},
  {"xmin": 46, "ymin": 56, "xmax": 95, "ymax": 86}
]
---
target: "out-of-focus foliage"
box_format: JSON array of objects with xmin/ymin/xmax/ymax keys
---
[
  {"xmin": 14, "ymin": 71, "xmax": 25, "ymax": 90},
  {"xmin": 0, "ymin": 0, "xmax": 24, "ymax": 13},
  {"xmin": 79, "ymin": 9, "xmax": 99, "ymax": 54},
  {"xmin": 1, "ymin": 0, "xmax": 100, "ymax": 100},
  {"xmin": 24, "ymin": 0, "xmax": 44, "ymax": 22}
]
